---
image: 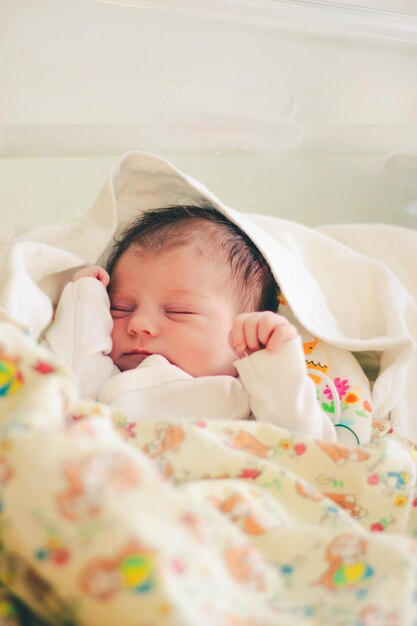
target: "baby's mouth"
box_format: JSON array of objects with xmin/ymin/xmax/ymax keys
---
[
  {"xmin": 121, "ymin": 350, "xmax": 154, "ymax": 367},
  {"xmin": 125, "ymin": 349, "xmax": 153, "ymax": 357},
  {"xmin": 122, "ymin": 349, "xmax": 176, "ymax": 368}
]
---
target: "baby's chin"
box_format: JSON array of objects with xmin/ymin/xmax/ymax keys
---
[
  {"xmin": 115, "ymin": 351, "xmax": 177, "ymax": 371},
  {"xmin": 115, "ymin": 353, "xmax": 152, "ymax": 371}
]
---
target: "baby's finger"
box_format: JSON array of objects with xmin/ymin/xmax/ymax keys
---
[
  {"xmin": 241, "ymin": 314, "xmax": 264, "ymax": 352},
  {"xmin": 97, "ymin": 268, "xmax": 110, "ymax": 287},
  {"xmin": 71, "ymin": 267, "xmax": 90, "ymax": 282},
  {"xmin": 257, "ymin": 311, "xmax": 286, "ymax": 346},
  {"xmin": 267, "ymin": 322, "xmax": 298, "ymax": 352},
  {"xmin": 229, "ymin": 315, "xmax": 249, "ymax": 355}
]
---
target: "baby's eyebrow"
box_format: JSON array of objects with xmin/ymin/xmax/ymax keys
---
[
  {"xmin": 108, "ymin": 287, "xmax": 132, "ymax": 300},
  {"xmin": 107, "ymin": 286, "xmax": 210, "ymax": 300},
  {"xmin": 107, "ymin": 281, "xmax": 126, "ymax": 295},
  {"xmin": 168, "ymin": 289, "xmax": 210, "ymax": 300}
]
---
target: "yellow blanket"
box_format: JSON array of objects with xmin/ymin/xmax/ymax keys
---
[{"xmin": 1, "ymin": 314, "xmax": 416, "ymax": 625}]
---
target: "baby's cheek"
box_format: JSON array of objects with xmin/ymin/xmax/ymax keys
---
[
  {"xmin": 110, "ymin": 319, "xmax": 124, "ymax": 346},
  {"xmin": 174, "ymin": 341, "xmax": 206, "ymax": 376}
]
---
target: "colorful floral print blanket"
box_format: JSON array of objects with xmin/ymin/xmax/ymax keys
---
[{"xmin": 1, "ymin": 313, "xmax": 417, "ymax": 626}]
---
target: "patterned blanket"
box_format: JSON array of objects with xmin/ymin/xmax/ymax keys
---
[{"xmin": 1, "ymin": 314, "xmax": 417, "ymax": 626}]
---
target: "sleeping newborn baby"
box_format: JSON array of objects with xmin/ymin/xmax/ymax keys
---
[{"xmin": 44, "ymin": 204, "xmax": 372, "ymax": 444}]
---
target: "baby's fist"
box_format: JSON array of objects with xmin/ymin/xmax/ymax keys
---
[
  {"xmin": 229, "ymin": 311, "xmax": 297, "ymax": 357},
  {"xmin": 71, "ymin": 265, "xmax": 110, "ymax": 287}
]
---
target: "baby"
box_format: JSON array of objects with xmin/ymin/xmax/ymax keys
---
[{"xmin": 44, "ymin": 205, "xmax": 371, "ymax": 442}]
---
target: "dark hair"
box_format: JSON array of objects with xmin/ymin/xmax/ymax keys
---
[{"xmin": 107, "ymin": 204, "xmax": 279, "ymax": 313}]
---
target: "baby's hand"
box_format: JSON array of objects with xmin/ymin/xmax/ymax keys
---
[
  {"xmin": 229, "ymin": 311, "xmax": 298, "ymax": 357},
  {"xmin": 71, "ymin": 265, "xmax": 110, "ymax": 287}
]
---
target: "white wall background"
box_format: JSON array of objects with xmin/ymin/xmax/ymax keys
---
[{"xmin": 1, "ymin": 0, "xmax": 417, "ymax": 228}]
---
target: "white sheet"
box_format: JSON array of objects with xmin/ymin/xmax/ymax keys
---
[{"xmin": 1, "ymin": 151, "xmax": 416, "ymax": 437}]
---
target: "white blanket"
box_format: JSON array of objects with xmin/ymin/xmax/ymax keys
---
[{"xmin": 1, "ymin": 151, "xmax": 416, "ymax": 437}]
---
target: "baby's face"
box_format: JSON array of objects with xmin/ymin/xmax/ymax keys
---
[{"xmin": 108, "ymin": 244, "xmax": 238, "ymax": 376}]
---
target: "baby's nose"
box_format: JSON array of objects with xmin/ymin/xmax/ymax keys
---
[{"xmin": 127, "ymin": 311, "xmax": 158, "ymax": 336}]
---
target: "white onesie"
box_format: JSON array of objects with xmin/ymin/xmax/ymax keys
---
[{"xmin": 43, "ymin": 278, "xmax": 373, "ymax": 444}]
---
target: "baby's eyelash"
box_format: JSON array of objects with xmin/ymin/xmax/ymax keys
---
[
  {"xmin": 165, "ymin": 309, "xmax": 195, "ymax": 315},
  {"xmin": 110, "ymin": 306, "xmax": 133, "ymax": 317}
]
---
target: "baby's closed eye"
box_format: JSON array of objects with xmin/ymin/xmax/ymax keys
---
[
  {"xmin": 110, "ymin": 306, "xmax": 134, "ymax": 318},
  {"xmin": 164, "ymin": 308, "xmax": 197, "ymax": 317}
]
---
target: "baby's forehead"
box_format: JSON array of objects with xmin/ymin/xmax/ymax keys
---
[
  {"xmin": 110, "ymin": 241, "xmax": 232, "ymax": 292},
  {"xmin": 123, "ymin": 236, "xmax": 227, "ymax": 267}
]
